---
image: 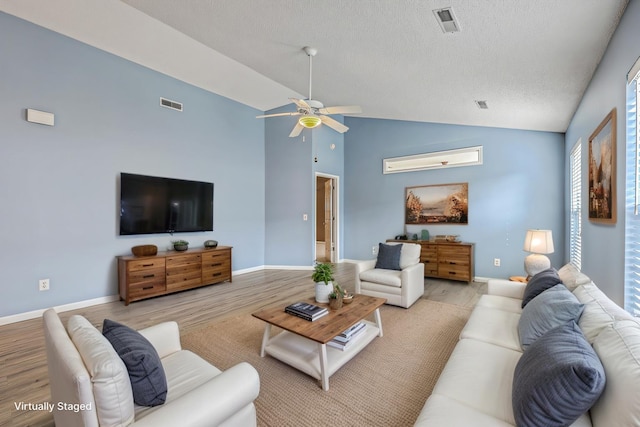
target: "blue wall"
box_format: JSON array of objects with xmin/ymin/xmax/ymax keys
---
[
  {"xmin": 0, "ymin": 13, "xmax": 265, "ymax": 317},
  {"xmin": 343, "ymin": 118, "xmax": 566, "ymax": 278},
  {"xmin": 264, "ymin": 107, "xmax": 345, "ymax": 265},
  {"xmin": 565, "ymin": 0, "xmax": 640, "ymax": 306}
]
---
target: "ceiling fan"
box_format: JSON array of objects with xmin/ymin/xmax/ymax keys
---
[{"xmin": 256, "ymin": 46, "xmax": 362, "ymax": 137}]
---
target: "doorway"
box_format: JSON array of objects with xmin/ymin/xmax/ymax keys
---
[{"xmin": 315, "ymin": 174, "xmax": 339, "ymax": 263}]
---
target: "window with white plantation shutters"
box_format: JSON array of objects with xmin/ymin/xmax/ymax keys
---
[
  {"xmin": 625, "ymin": 57, "xmax": 640, "ymax": 317},
  {"xmin": 570, "ymin": 140, "xmax": 582, "ymax": 270}
]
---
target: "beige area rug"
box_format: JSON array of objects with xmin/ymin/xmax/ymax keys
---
[{"xmin": 181, "ymin": 299, "xmax": 471, "ymax": 427}]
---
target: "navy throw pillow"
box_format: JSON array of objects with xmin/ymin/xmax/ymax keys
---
[
  {"xmin": 512, "ymin": 321, "xmax": 606, "ymax": 427},
  {"xmin": 375, "ymin": 243, "xmax": 402, "ymax": 270},
  {"xmin": 521, "ymin": 268, "xmax": 562, "ymax": 308},
  {"xmin": 518, "ymin": 284, "xmax": 585, "ymax": 350},
  {"xmin": 102, "ymin": 319, "xmax": 167, "ymax": 407}
]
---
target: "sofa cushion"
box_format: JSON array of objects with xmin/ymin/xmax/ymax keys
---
[
  {"xmin": 135, "ymin": 349, "xmax": 221, "ymax": 420},
  {"xmin": 460, "ymin": 305, "xmax": 522, "ymax": 351},
  {"xmin": 67, "ymin": 315, "xmax": 135, "ymax": 426},
  {"xmin": 558, "ymin": 263, "xmax": 591, "ymax": 291},
  {"xmin": 475, "ymin": 294, "xmax": 523, "ymax": 314},
  {"xmin": 573, "ymin": 282, "xmax": 635, "ymax": 343},
  {"xmin": 103, "ymin": 319, "xmax": 168, "ymax": 407},
  {"xmin": 385, "ymin": 242, "xmax": 421, "ymax": 269},
  {"xmin": 591, "ymin": 320, "xmax": 640, "ymax": 427},
  {"xmin": 512, "ymin": 321, "xmax": 606, "ymax": 427},
  {"xmin": 432, "ymin": 339, "xmax": 522, "ymax": 424},
  {"xmin": 374, "ymin": 243, "xmax": 401, "ymax": 270},
  {"xmin": 359, "ymin": 268, "xmax": 402, "ymax": 287},
  {"xmin": 521, "ymin": 268, "xmax": 562, "ymax": 308},
  {"xmin": 518, "ymin": 284, "xmax": 584, "ymax": 350}
]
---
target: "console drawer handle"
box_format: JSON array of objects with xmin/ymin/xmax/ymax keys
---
[
  {"xmin": 142, "ymin": 286, "xmax": 153, "ymax": 290},
  {"xmin": 142, "ymin": 274, "xmax": 154, "ymax": 279},
  {"xmin": 142, "ymin": 263, "xmax": 154, "ymax": 267},
  {"xmin": 210, "ymin": 262, "xmax": 222, "ymax": 267}
]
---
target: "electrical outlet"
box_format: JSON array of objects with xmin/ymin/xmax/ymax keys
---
[
  {"xmin": 493, "ymin": 258, "xmax": 501, "ymax": 267},
  {"xmin": 303, "ymin": 214, "xmax": 308, "ymax": 221},
  {"xmin": 39, "ymin": 278, "xmax": 50, "ymax": 291},
  {"xmin": 372, "ymin": 245, "xmax": 378, "ymax": 255}
]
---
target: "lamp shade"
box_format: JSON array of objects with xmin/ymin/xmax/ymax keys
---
[
  {"xmin": 523, "ymin": 229, "xmax": 554, "ymax": 254},
  {"xmin": 299, "ymin": 115, "xmax": 321, "ymax": 128}
]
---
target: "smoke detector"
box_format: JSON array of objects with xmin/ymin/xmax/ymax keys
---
[{"xmin": 433, "ymin": 7, "xmax": 460, "ymax": 33}]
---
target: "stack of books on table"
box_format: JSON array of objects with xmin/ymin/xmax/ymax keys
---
[
  {"xmin": 284, "ymin": 302, "xmax": 328, "ymax": 321},
  {"xmin": 328, "ymin": 322, "xmax": 367, "ymax": 351}
]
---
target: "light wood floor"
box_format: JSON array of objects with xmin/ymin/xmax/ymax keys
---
[{"xmin": 1, "ymin": 263, "xmax": 486, "ymax": 427}]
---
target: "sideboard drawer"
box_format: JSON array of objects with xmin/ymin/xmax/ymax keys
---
[{"xmin": 127, "ymin": 258, "xmax": 166, "ymax": 272}]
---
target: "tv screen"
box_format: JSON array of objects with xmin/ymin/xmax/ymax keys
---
[{"xmin": 119, "ymin": 173, "xmax": 213, "ymax": 235}]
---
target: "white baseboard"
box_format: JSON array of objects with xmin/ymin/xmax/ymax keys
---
[
  {"xmin": 263, "ymin": 265, "xmax": 314, "ymax": 270},
  {"xmin": 0, "ymin": 295, "xmax": 120, "ymax": 326},
  {"xmin": 0, "ymin": 265, "xmax": 318, "ymax": 325}
]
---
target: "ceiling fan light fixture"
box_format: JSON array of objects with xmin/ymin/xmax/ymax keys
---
[{"xmin": 299, "ymin": 115, "xmax": 322, "ymax": 128}]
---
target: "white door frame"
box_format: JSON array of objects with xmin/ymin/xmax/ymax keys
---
[{"xmin": 315, "ymin": 172, "xmax": 339, "ymax": 263}]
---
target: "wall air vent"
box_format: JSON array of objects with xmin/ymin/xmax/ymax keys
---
[
  {"xmin": 433, "ymin": 7, "xmax": 460, "ymax": 33},
  {"xmin": 475, "ymin": 100, "xmax": 489, "ymax": 109},
  {"xmin": 383, "ymin": 146, "xmax": 483, "ymax": 174},
  {"xmin": 160, "ymin": 97, "xmax": 183, "ymax": 112}
]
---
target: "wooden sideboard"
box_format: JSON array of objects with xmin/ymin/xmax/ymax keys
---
[
  {"xmin": 388, "ymin": 240, "xmax": 474, "ymax": 283},
  {"xmin": 118, "ymin": 246, "xmax": 232, "ymax": 305}
]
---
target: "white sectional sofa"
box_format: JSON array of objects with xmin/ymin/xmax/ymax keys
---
[
  {"xmin": 415, "ymin": 264, "xmax": 640, "ymax": 427},
  {"xmin": 43, "ymin": 309, "xmax": 260, "ymax": 426}
]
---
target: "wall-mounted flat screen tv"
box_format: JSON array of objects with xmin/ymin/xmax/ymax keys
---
[{"xmin": 119, "ymin": 173, "xmax": 213, "ymax": 235}]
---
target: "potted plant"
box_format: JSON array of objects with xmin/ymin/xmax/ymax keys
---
[
  {"xmin": 328, "ymin": 283, "xmax": 345, "ymax": 310},
  {"xmin": 172, "ymin": 239, "xmax": 189, "ymax": 251},
  {"xmin": 312, "ymin": 262, "xmax": 334, "ymax": 303}
]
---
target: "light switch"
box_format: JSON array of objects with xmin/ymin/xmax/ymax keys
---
[{"xmin": 27, "ymin": 109, "xmax": 55, "ymax": 126}]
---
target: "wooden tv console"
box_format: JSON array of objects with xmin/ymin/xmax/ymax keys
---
[{"xmin": 117, "ymin": 246, "xmax": 232, "ymax": 305}]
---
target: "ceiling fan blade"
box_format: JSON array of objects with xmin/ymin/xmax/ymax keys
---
[
  {"xmin": 289, "ymin": 98, "xmax": 310, "ymax": 110},
  {"xmin": 256, "ymin": 112, "xmax": 301, "ymax": 119},
  {"xmin": 320, "ymin": 115, "xmax": 349, "ymax": 133},
  {"xmin": 289, "ymin": 122, "xmax": 304, "ymax": 137},
  {"xmin": 318, "ymin": 105, "xmax": 362, "ymax": 115}
]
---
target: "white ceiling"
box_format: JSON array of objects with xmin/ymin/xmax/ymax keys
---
[{"xmin": 0, "ymin": 0, "xmax": 628, "ymax": 132}]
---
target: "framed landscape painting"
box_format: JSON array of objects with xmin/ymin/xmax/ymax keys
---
[
  {"xmin": 405, "ymin": 183, "xmax": 468, "ymax": 224},
  {"xmin": 588, "ymin": 108, "xmax": 616, "ymax": 223}
]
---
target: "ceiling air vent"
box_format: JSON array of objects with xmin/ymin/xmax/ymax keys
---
[
  {"xmin": 433, "ymin": 7, "xmax": 460, "ymax": 33},
  {"xmin": 160, "ymin": 97, "xmax": 183, "ymax": 112},
  {"xmin": 475, "ymin": 100, "xmax": 489, "ymax": 109}
]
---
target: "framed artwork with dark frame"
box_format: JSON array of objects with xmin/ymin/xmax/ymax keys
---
[
  {"xmin": 405, "ymin": 183, "xmax": 468, "ymax": 224},
  {"xmin": 588, "ymin": 108, "xmax": 616, "ymax": 223}
]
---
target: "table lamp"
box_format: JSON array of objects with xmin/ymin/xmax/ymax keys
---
[{"xmin": 523, "ymin": 229, "xmax": 554, "ymax": 278}]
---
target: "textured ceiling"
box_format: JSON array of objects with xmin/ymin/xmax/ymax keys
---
[{"xmin": 1, "ymin": 0, "xmax": 629, "ymax": 132}]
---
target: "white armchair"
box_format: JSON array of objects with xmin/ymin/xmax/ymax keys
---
[
  {"xmin": 43, "ymin": 308, "xmax": 260, "ymax": 427},
  {"xmin": 354, "ymin": 242, "xmax": 425, "ymax": 308}
]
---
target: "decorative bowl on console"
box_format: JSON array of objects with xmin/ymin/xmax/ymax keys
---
[
  {"xmin": 172, "ymin": 240, "xmax": 189, "ymax": 251},
  {"xmin": 131, "ymin": 244, "xmax": 158, "ymax": 257}
]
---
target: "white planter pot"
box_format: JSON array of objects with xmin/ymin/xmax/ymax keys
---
[{"xmin": 315, "ymin": 281, "xmax": 332, "ymax": 303}]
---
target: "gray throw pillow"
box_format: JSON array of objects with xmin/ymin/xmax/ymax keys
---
[
  {"xmin": 375, "ymin": 243, "xmax": 401, "ymax": 270},
  {"xmin": 518, "ymin": 284, "xmax": 585, "ymax": 349},
  {"xmin": 512, "ymin": 321, "xmax": 606, "ymax": 427},
  {"xmin": 103, "ymin": 319, "xmax": 167, "ymax": 407},
  {"xmin": 521, "ymin": 268, "xmax": 562, "ymax": 308}
]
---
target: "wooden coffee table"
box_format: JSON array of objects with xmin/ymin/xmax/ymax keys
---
[{"xmin": 252, "ymin": 294, "xmax": 386, "ymax": 391}]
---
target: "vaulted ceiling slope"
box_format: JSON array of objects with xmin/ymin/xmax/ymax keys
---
[{"xmin": 1, "ymin": 0, "xmax": 628, "ymax": 132}]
